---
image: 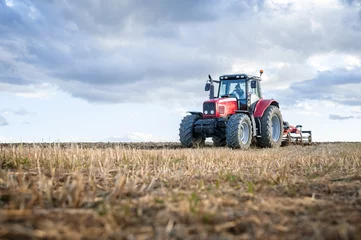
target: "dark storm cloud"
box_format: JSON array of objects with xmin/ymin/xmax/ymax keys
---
[
  {"xmin": 329, "ymin": 114, "xmax": 354, "ymax": 120},
  {"xmin": 337, "ymin": 99, "xmax": 361, "ymax": 106},
  {"xmin": 341, "ymin": 0, "xmax": 361, "ymax": 9},
  {"xmin": 0, "ymin": 114, "xmax": 8, "ymax": 126},
  {"xmin": 290, "ymin": 69, "xmax": 361, "ymax": 97},
  {"xmin": 271, "ymin": 68, "xmax": 361, "ymax": 107},
  {"xmin": 0, "ymin": 1, "xmax": 29, "ymax": 36},
  {"xmin": 1, "ymin": 0, "xmax": 361, "ymax": 103},
  {"xmin": 1, "ymin": 0, "xmax": 253, "ymax": 97},
  {"xmin": 0, "ymin": 74, "xmax": 29, "ymax": 85},
  {"xmin": 341, "ymin": 0, "xmax": 361, "ymax": 30},
  {"xmin": 25, "ymin": 0, "xmax": 224, "ymax": 41},
  {"xmin": 30, "ymin": 0, "xmax": 262, "ymax": 33},
  {"xmin": 55, "ymin": 63, "xmax": 143, "ymax": 85}
]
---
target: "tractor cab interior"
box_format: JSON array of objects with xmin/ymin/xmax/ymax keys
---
[{"xmin": 218, "ymin": 79, "xmax": 247, "ymax": 110}]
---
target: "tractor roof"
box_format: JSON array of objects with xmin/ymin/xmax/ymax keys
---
[{"xmin": 219, "ymin": 74, "xmax": 261, "ymax": 81}]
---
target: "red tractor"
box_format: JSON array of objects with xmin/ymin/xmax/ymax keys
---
[{"xmin": 179, "ymin": 70, "xmax": 307, "ymax": 149}]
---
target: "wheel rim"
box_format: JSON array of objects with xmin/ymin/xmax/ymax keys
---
[
  {"xmin": 240, "ymin": 122, "xmax": 250, "ymax": 144},
  {"xmin": 271, "ymin": 115, "xmax": 281, "ymax": 142}
]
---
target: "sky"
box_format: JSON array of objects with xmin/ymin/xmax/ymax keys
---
[{"xmin": 0, "ymin": 0, "xmax": 361, "ymax": 143}]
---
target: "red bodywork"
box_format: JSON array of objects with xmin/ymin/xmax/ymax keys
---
[
  {"xmin": 283, "ymin": 124, "xmax": 301, "ymax": 135},
  {"xmin": 203, "ymin": 98, "xmax": 279, "ymax": 118},
  {"xmin": 203, "ymin": 98, "xmax": 238, "ymax": 119},
  {"xmin": 253, "ymin": 99, "xmax": 279, "ymax": 118}
]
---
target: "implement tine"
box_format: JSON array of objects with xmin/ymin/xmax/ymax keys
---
[{"xmin": 301, "ymin": 130, "xmax": 312, "ymax": 144}]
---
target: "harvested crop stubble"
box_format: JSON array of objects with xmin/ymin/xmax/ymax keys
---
[{"xmin": 0, "ymin": 142, "xmax": 360, "ymax": 239}]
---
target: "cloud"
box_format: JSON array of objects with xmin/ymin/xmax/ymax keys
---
[
  {"xmin": 329, "ymin": 114, "xmax": 355, "ymax": 120},
  {"xmin": 1, "ymin": 108, "xmax": 35, "ymax": 116},
  {"xmin": 0, "ymin": 114, "xmax": 8, "ymax": 126},
  {"xmin": 1, "ymin": 0, "xmax": 361, "ymax": 105},
  {"xmin": 270, "ymin": 67, "xmax": 361, "ymax": 107}
]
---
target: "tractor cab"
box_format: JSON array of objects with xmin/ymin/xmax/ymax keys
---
[
  {"xmin": 203, "ymin": 72, "xmax": 263, "ymax": 117},
  {"xmin": 217, "ymin": 74, "xmax": 262, "ymax": 111}
]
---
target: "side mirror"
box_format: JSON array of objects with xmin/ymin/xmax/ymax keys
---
[
  {"xmin": 251, "ymin": 80, "xmax": 257, "ymax": 88},
  {"xmin": 205, "ymin": 83, "xmax": 210, "ymax": 91}
]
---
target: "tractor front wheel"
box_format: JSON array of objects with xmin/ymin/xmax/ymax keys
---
[
  {"xmin": 226, "ymin": 113, "xmax": 252, "ymax": 149},
  {"xmin": 179, "ymin": 115, "xmax": 205, "ymax": 148},
  {"xmin": 257, "ymin": 106, "xmax": 283, "ymax": 148}
]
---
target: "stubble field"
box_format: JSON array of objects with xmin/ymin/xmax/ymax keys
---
[{"xmin": 0, "ymin": 142, "xmax": 360, "ymax": 240}]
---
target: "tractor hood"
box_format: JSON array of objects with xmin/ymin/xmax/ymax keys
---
[
  {"xmin": 204, "ymin": 97, "xmax": 238, "ymax": 104},
  {"xmin": 202, "ymin": 97, "xmax": 238, "ymax": 118}
]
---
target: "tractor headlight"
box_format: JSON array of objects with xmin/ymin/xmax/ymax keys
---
[
  {"xmin": 210, "ymin": 110, "xmax": 214, "ymax": 114},
  {"xmin": 204, "ymin": 110, "xmax": 208, "ymax": 114}
]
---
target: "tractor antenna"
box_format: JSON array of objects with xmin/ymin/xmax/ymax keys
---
[{"xmin": 260, "ymin": 70, "xmax": 264, "ymax": 78}]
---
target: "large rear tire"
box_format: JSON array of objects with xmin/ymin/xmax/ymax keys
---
[
  {"xmin": 212, "ymin": 136, "xmax": 226, "ymax": 147},
  {"xmin": 179, "ymin": 115, "xmax": 205, "ymax": 148},
  {"xmin": 226, "ymin": 113, "xmax": 252, "ymax": 149},
  {"xmin": 257, "ymin": 106, "xmax": 283, "ymax": 148}
]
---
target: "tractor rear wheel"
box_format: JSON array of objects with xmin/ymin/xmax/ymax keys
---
[
  {"xmin": 179, "ymin": 115, "xmax": 205, "ymax": 148},
  {"xmin": 226, "ymin": 113, "xmax": 252, "ymax": 149},
  {"xmin": 212, "ymin": 136, "xmax": 226, "ymax": 147},
  {"xmin": 257, "ymin": 106, "xmax": 283, "ymax": 148}
]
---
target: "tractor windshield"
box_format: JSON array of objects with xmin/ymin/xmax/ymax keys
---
[{"xmin": 218, "ymin": 79, "xmax": 247, "ymax": 99}]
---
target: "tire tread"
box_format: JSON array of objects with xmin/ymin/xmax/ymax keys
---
[{"xmin": 257, "ymin": 106, "xmax": 283, "ymax": 148}]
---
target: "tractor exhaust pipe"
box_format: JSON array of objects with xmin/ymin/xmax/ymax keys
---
[
  {"xmin": 209, "ymin": 75, "xmax": 215, "ymax": 99},
  {"xmin": 205, "ymin": 75, "xmax": 215, "ymax": 99}
]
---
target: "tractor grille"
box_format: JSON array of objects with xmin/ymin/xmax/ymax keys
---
[{"xmin": 203, "ymin": 102, "xmax": 216, "ymax": 115}]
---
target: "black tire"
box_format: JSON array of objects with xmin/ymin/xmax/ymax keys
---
[
  {"xmin": 179, "ymin": 115, "xmax": 205, "ymax": 148},
  {"xmin": 226, "ymin": 113, "xmax": 253, "ymax": 149},
  {"xmin": 212, "ymin": 136, "xmax": 226, "ymax": 147},
  {"xmin": 257, "ymin": 105, "xmax": 283, "ymax": 148}
]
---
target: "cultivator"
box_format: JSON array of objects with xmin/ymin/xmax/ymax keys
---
[{"xmin": 282, "ymin": 122, "xmax": 312, "ymax": 145}]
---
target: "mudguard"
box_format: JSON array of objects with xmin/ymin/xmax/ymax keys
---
[
  {"xmin": 187, "ymin": 111, "xmax": 203, "ymax": 117},
  {"xmin": 253, "ymin": 99, "xmax": 279, "ymax": 118}
]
